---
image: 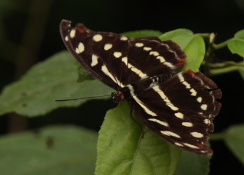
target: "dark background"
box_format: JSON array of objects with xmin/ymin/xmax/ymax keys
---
[{"xmin": 0, "ymin": 0, "xmax": 244, "ymax": 174}]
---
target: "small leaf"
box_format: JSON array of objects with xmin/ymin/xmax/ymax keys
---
[
  {"xmin": 174, "ymin": 151, "xmax": 211, "ymax": 175},
  {"xmin": 227, "ymin": 29, "xmax": 244, "ymax": 57},
  {"xmin": 159, "ymin": 29, "xmax": 194, "ymax": 49},
  {"xmin": 160, "ymin": 29, "xmax": 205, "ymax": 71},
  {"xmin": 123, "ymin": 30, "xmax": 162, "ymax": 38},
  {"xmin": 183, "ymin": 36, "xmax": 205, "ymax": 71},
  {"xmin": 96, "ymin": 101, "xmax": 181, "ymax": 175},
  {"xmin": 0, "ymin": 125, "xmax": 97, "ymax": 175},
  {"xmin": 0, "ymin": 51, "xmax": 112, "ymax": 117},
  {"xmin": 224, "ymin": 124, "xmax": 244, "ymax": 165}
]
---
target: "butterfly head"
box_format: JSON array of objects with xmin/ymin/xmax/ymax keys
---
[{"xmin": 111, "ymin": 91, "xmax": 124, "ymax": 103}]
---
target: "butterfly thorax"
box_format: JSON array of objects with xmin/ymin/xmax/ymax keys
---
[{"xmin": 112, "ymin": 73, "xmax": 173, "ymax": 103}]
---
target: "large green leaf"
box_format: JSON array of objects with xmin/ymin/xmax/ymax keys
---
[
  {"xmin": 96, "ymin": 101, "xmax": 182, "ymax": 175},
  {"xmin": 227, "ymin": 29, "xmax": 244, "ymax": 57},
  {"xmin": 160, "ymin": 29, "xmax": 205, "ymax": 71},
  {"xmin": 0, "ymin": 51, "xmax": 112, "ymax": 117},
  {"xmin": 174, "ymin": 151, "xmax": 211, "ymax": 175},
  {"xmin": 224, "ymin": 124, "xmax": 244, "ymax": 165},
  {"xmin": 0, "ymin": 125, "xmax": 97, "ymax": 175}
]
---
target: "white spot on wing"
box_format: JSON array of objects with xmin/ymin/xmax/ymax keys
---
[
  {"xmin": 161, "ymin": 131, "xmax": 181, "ymax": 138},
  {"xmin": 148, "ymin": 118, "xmax": 169, "ymax": 127},
  {"xmin": 183, "ymin": 143, "xmax": 200, "ymax": 149},
  {"xmin": 155, "ymin": 56, "xmax": 175, "ymax": 69},
  {"xmin": 114, "ymin": 52, "xmax": 122, "ymax": 58},
  {"xmin": 164, "ymin": 62, "xmax": 175, "ymax": 69},
  {"xmin": 149, "ymin": 51, "xmax": 159, "ymax": 56},
  {"xmin": 70, "ymin": 29, "xmax": 76, "ymax": 38},
  {"xmin": 143, "ymin": 47, "xmax": 152, "ymax": 51},
  {"xmin": 179, "ymin": 73, "xmax": 198, "ymax": 96},
  {"xmin": 178, "ymin": 73, "xmax": 191, "ymax": 89},
  {"xmin": 156, "ymin": 56, "xmax": 165, "ymax": 62},
  {"xmin": 122, "ymin": 57, "xmax": 128, "ymax": 65},
  {"xmin": 182, "ymin": 122, "xmax": 193, "ymax": 127},
  {"xmin": 175, "ymin": 112, "xmax": 184, "ymax": 119},
  {"xmin": 104, "ymin": 43, "xmax": 112, "ymax": 50},
  {"xmin": 135, "ymin": 43, "xmax": 144, "ymax": 47},
  {"xmin": 121, "ymin": 59, "xmax": 147, "ymax": 78},
  {"xmin": 75, "ymin": 42, "xmax": 85, "ymax": 54},
  {"xmin": 204, "ymin": 119, "xmax": 210, "ymax": 125},
  {"xmin": 175, "ymin": 142, "xmax": 184, "ymax": 147},
  {"xmin": 153, "ymin": 86, "xmax": 179, "ymax": 111},
  {"xmin": 191, "ymin": 132, "xmax": 204, "ymax": 138},
  {"xmin": 190, "ymin": 88, "xmax": 197, "ymax": 96},
  {"xmin": 127, "ymin": 85, "xmax": 157, "ymax": 116},
  {"xmin": 201, "ymin": 104, "xmax": 208, "ymax": 110},
  {"xmin": 197, "ymin": 97, "xmax": 202, "ymax": 103},
  {"xmin": 93, "ymin": 34, "xmax": 103, "ymax": 42},
  {"xmin": 91, "ymin": 54, "xmax": 98, "ymax": 67},
  {"xmin": 120, "ymin": 36, "xmax": 128, "ymax": 41},
  {"xmin": 101, "ymin": 65, "xmax": 124, "ymax": 87}
]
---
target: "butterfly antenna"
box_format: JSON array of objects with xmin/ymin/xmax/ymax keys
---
[{"xmin": 55, "ymin": 95, "xmax": 110, "ymax": 102}]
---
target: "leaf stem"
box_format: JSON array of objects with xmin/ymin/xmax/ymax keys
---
[
  {"xmin": 208, "ymin": 61, "xmax": 237, "ymax": 68},
  {"xmin": 195, "ymin": 33, "xmax": 210, "ymax": 38},
  {"xmin": 212, "ymin": 39, "xmax": 231, "ymax": 50},
  {"xmin": 209, "ymin": 66, "xmax": 240, "ymax": 75}
]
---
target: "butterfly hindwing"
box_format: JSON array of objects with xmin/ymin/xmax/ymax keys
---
[{"xmin": 125, "ymin": 70, "xmax": 222, "ymax": 154}]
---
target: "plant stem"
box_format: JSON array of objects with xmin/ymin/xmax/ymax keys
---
[
  {"xmin": 212, "ymin": 39, "xmax": 230, "ymax": 50},
  {"xmin": 208, "ymin": 61, "xmax": 237, "ymax": 68},
  {"xmin": 209, "ymin": 66, "xmax": 240, "ymax": 75},
  {"xmin": 195, "ymin": 33, "xmax": 210, "ymax": 38},
  {"xmin": 210, "ymin": 132, "xmax": 227, "ymax": 141}
]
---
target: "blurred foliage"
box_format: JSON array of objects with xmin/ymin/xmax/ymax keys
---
[{"xmin": 0, "ymin": 125, "xmax": 97, "ymax": 175}]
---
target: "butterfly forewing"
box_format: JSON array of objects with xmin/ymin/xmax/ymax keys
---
[
  {"xmin": 60, "ymin": 20, "xmax": 186, "ymax": 90},
  {"xmin": 60, "ymin": 20, "xmax": 222, "ymax": 155}
]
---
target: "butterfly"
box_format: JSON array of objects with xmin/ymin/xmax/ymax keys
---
[{"xmin": 60, "ymin": 20, "xmax": 222, "ymax": 155}]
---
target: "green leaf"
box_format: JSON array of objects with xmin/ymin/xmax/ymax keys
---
[
  {"xmin": 77, "ymin": 61, "xmax": 94, "ymax": 82},
  {"xmin": 0, "ymin": 125, "xmax": 97, "ymax": 175},
  {"xmin": 174, "ymin": 151, "xmax": 211, "ymax": 175},
  {"xmin": 182, "ymin": 36, "xmax": 205, "ymax": 71},
  {"xmin": 96, "ymin": 101, "xmax": 182, "ymax": 175},
  {"xmin": 227, "ymin": 29, "xmax": 244, "ymax": 57},
  {"xmin": 160, "ymin": 29, "xmax": 205, "ymax": 72},
  {"xmin": 159, "ymin": 29, "xmax": 194, "ymax": 49},
  {"xmin": 224, "ymin": 124, "xmax": 244, "ymax": 165},
  {"xmin": 0, "ymin": 51, "xmax": 112, "ymax": 117},
  {"xmin": 123, "ymin": 30, "xmax": 162, "ymax": 38}
]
